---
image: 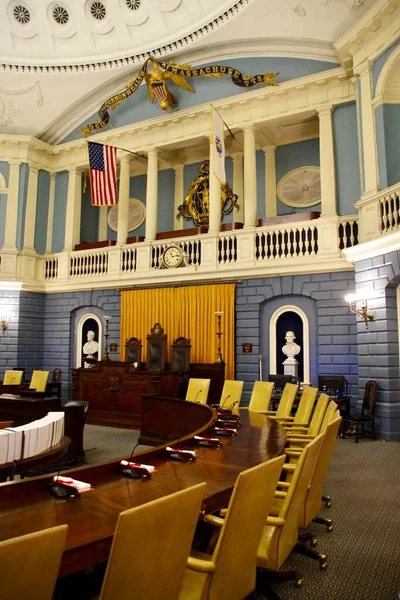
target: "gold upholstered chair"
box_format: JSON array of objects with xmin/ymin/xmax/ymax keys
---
[
  {"xmin": 285, "ymin": 399, "xmax": 338, "ymax": 447},
  {"xmin": 29, "ymin": 370, "xmax": 49, "ymax": 393},
  {"xmin": 217, "ymin": 379, "xmax": 244, "ymax": 413},
  {"xmin": 0, "ymin": 524, "xmax": 68, "ymax": 600},
  {"xmin": 3, "ymin": 370, "xmax": 23, "ymax": 385},
  {"xmin": 261, "ymin": 382, "xmax": 299, "ymax": 419},
  {"xmin": 285, "ymin": 392, "xmax": 329, "ymax": 440},
  {"xmin": 246, "ymin": 381, "xmax": 275, "ymax": 412},
  {"xmin": 269, "ymin": 386, "xmax": 318, "ymax": 428},
  {"xmin": 99, "ymin": 483, "xmax": 206, "ymax": 600},
  {"xmin": 256, "ymin": 433, "xmax": 325, "ymax": 596},
  {"xmin": 185, "ymin": 378, "xmax": 211, "ymax": 405},
  {"xmin": 179, "ymin": 455, "xmax": 285, "ymax": 600}
]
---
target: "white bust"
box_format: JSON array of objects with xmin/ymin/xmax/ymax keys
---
[
  {"xmin": 83, "ymin": 330, "xmax": 99, "ymax": 357},
  {"xmin": 282, "ymin": 331, "xmax": 301, "ymax": 359}
]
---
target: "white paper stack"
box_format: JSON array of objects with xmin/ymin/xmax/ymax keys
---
[{"xmin": 0, "ymin": 412, "xmax": 65, "ymax": 463}]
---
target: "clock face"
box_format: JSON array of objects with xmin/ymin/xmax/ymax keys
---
[{"xmin": 163, "ymin": 245, "xmax": 183, "ymax": 268}]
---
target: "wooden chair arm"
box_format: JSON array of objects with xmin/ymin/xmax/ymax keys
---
[
  {"xmin": 282, "ymin": 464, "xmax": 296, "ymax": 473},
  {"xmin": 276, "ymin": 481, "xmax": 290, "ymax": 489},
  {"xmin": 187, "ymin": 556, "xmax": 216, "ymax": 573},
  {"xmin": 274, "ymin": 490, "xmax": 287, "ymax": 499},
  {"xmin": 266, "ymin": 516, "xmax": 285, "ymax": 526},
  {"xmin": 203, "ymin": 514, "xmax": 225, "ymax": 527}
]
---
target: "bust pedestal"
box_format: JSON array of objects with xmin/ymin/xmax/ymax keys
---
[{"xmin": 283, "ymin": 357, "xmax": 299, "ymax": 379}]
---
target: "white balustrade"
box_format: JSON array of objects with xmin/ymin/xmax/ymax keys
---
[
  {"xmin": 379, "ymin": 184, "xmax": 400, "ymax": 234},
  {"xmin": 338, "ymin": 216, "xmax": 359, "ymax": 250},
  {"xmin": 69, "ymin": 250, "xmax": 109, "ymax": 278},
  {"xmin": 255, "ymin": 224, "xmax": 319, "ymax": 261}
]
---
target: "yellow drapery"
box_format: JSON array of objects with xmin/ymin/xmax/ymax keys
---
[{"xmin": 120, "ymin": 283, "xmax": 235, "ymax": 379}]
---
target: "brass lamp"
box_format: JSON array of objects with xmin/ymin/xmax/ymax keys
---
[
  {"xmin": 1, "ymin": 315, "xmax": 10, "ymax": 335},
  {"xmin": 345, "ymin": 294, "xmax": 374, "ymax": 329}
]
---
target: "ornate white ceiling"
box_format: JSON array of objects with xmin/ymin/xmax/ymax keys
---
[{"xmin": 0, "ymin": 0, "xmax": 380, "ymax": 142}]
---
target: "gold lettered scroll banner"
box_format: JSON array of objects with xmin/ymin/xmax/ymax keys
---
[{"xmin": 80, "ymin": 57, "xmax": 279, "ymax": 136}]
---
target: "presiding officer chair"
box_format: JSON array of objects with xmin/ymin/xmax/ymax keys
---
[
  {"xmin": 3, "ymin": 370, "xmax": 23, "ymax": 385},
  {"xmin": 185, "ymin": 378, "xmax": 211, "ymax": 405},
  {"xmin": 179, "ymin": 456, "xmax": 285, "ymax": 600},
  {"xmin": 247, "ymin": 381, "xmax": 275, "ymax": 412},
  {"xmin": 0, "ymin": 524, "xmax": 68, "ymax": 600},
  {"xmin": 98, "ymin": 483, "xmax": 206, "ymax": 600}
]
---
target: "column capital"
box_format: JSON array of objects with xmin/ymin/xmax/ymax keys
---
[
  {"xmin": 354, "ymin": 59, "xmax": 373, "ymax": 78},
  {"xmin": 8, "ymin": 159, "xmax": 22, "ymax": 169},
  {"xmin": 243, "ymin": 125, "xmax": 255, "ymax": 134},
  {"xmin": 231, "ymin": 152, "xmax": 243, "ymax": 161},
  {"xmin": 317, "ymin": 105, "xmax": 334, "ymax": 117},
  {"xmin": 118, "ymin": 152, "xmax": 131, "ymax": 164},
  {"xmin": 262, "ymin": 145, "xmax": 276, "ymax": 155},
  {"xmin": 147, "ymin": 148, "xmax": 158, "ymax": 158},
  {"xmin": 173, "ymin": 164, "xmax": 184, "ymax": 174}
]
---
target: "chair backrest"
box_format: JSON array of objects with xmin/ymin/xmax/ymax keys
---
[
  {"xmin": 51, "ymin": 368, "xmax": 62, "ymax": 383},
  {"xmin": 301, "ymin": 416, "xmax": 342, "ymax": 528},
  {"xmin": 362, "ymin": 380, "xmax": 379, "ymax": 414},
  {"xmin": 0, "ymin": 524, "xmax": 67, "ymax": 600},
  {"xmin": 248, "ymin": 381, "xmax": 275, "ymax": 412},
  {"xmin": 185, "ymin": 378, "xmax": 211, "ymax": 405},
  {"xmin": 29, "ymin": 370, "xmax": 49, "ymax": 392},
  {"xmin": 320, "ymin": 400, "xmax": 338, "ymax": 433},
  {"xmin": 292, "ymin": 386, "xmax": 318, "ymax": 425},
  {"xmin": 307, "ymin": 393, "xmax": 330, "ymax": 436},
  {"xmin": 207, "ymin": 455, "xmax": 286, "ymax": 600},
  {"xmin": 219, "ymin": 379, "xmax": 244, "ymax": 411},
  {"xmin": 99, "ymin": 483, "xmax": 206, "ymax": 600},
  {"xmin": 257, "ymin": 433, "xmax": 325, "ymax": 571},
  {"xmin": 275, "ymin": 382, "xmax": 298, "ymax": 418},
  {"xmin": 3, "ymin": 370, "xmax": 23, "ymax": 385}
]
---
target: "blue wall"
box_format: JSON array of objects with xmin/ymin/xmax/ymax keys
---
[
  {"xmin": 375, "ymin": 104, "xmax": 388, "ymax": 190},
  {"xmin": 382, "ymin": 104, "xmax": 400, "ymax": 188},
  {"xmin": 0, "ymin": 193, "xmax": 6, "ymax": 248},
  {"xmin": 52, "ymin": 172, "xmax": 68, "ymax": 252},
  {"xmin": 333, "ymin": 103, "xmax": 361, "ymax": 214},
  {"xmin": 81, "ymin": 183, "xmax": 99, "ymax": 243},
  {"xmin": 275, "ymin": 139, "xmax": 321, "ymax": 215},
  {"xmin": 62, "ymin": 58, "xmax": 339, "ymax": 143},
  {"xmin": 35, "ymin": 170, "xmax": 50, "ymax": 255}
]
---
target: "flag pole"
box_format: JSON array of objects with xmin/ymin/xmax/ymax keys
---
[
  {"xmin": 210, "ymin": 104, "xmax": 236, "ymax": 141},
  {"xmin": 86, "ymin": 140, "xmax": 147, "ymax": 160}
]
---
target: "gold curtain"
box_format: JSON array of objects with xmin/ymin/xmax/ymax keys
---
[{"xmin": 120, "ymin": 283, "xmax": 235, "ymax": 379}]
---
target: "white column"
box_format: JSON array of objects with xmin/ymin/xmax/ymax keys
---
[
  {"xmin": 3, "ymin": 160, "xmax": 21, "ymax": 249},
  {"xmin": 173, "ymin": 165, "xmax": 184, "ymax": 230},
  {"xmin": 64, "ymin": 168, "xmax": 82, "ymax": 251},
  {"xmin": 357, "ymin": 62, "xmax": 379, "ymax": 195},
  {"xmin": 318, "ymin": 106, "xmax": 337, "ymax": 216},
  {"xmin": 232, "ymin": 153, "xmax": 244, "ymax": 223},
  {"xmin": 243, "ymin": 126, "xmax": 257, "ymax": 228},
  {"xmin": 23, "ymin": 165, "xmax": 39, "ymax": 251},
  {"xmin": 98, "ymin": 207, "xmax": 108, "ymax": 241},
  {"xmin": 263, "ymin": 145, "xmax": 277, "ymax": 218},
  {"xmin": 145, "ymin": 149, "xmax": 158, "ymax": 241},
  {"xmin": 46, "ymin": 173, "xmax": 56, "ymax": 253},
  {"xmin": 117, "ymin": 154, "xmax": 131, "ymax": 245}
]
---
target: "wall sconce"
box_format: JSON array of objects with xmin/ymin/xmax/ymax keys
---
[
  {"xmin": 1, "ymin": 315, "xmax": 10, "ymax": 335},
  {"xmin": 345, "ymin": 294, "xmax": 374, "ymax": 328}
]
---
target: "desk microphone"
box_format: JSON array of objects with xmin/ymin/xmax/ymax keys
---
[
  {"xmin": 193, "ymin": 389, "xmax": 203, "ymax": 403},
  {"xmin": 219, "ymin": 395, "xmax": 231, "ymax": 411},
  {"xmin": 167, "ymin": 428, "xmax": 196, "ymax": 462},
  {"xmin": 121, "ymin": 441, "xmax": 152, "ymax": 480},
  {"xmin": 49, "ymin": 466, "xmax": 78, "ymax": 499}
]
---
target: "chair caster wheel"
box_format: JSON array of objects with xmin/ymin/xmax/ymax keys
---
[
  {"xmin": 327, "ymin": 524, "xmax": 333, "ymax": 532},
  {"xmin": 325, "ymin": 500, "xmax": 331, "ymax": 508},
  {"xmin": 310, "ymin": 538, "xmax": 318, "ymax": 547},
  {"xmin": 295, "ymin": 578, "xmax": 303, "ymax": 588},
  {"xmin": 320, "ymin": 561, "xmax": 328, "ymax": 571}
]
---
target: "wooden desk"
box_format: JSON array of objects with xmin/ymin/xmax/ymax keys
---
[
  {"xmin": 0, "ymin": 401, "xmax": 286, "ymax": 579},
  {"xmin": 74, "ymin": 240, "xmax": 116, "ymax": 251}
]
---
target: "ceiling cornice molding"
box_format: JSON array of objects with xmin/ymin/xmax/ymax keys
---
[{"xmin": 0, "ymin": 0, "xmax": 253, "ymax": 74}]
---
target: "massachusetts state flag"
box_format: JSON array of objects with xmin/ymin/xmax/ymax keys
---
[
  {"xmin": 211, "ymin": 105, "xmax": 226, "ymax": 185},
  {"xmin": 88, "ymin": 142, "xmax": 117, "ymax": 206}
]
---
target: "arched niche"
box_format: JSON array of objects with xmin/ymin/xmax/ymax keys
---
[
  {"xmin": 375, "ymin": 46, "xmax": 400, "ymax": 104},
  {"xmin": 76, "ymin": 313, "xmax": 103, "ymax": 368},
  {"xmin": 269, "ymin": 305, "xmax": 310, "ymax": 385}
]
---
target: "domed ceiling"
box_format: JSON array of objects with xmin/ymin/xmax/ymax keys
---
[{"xmin": 0, "ymin": 0, "xmax": 379, "ymax": 142}]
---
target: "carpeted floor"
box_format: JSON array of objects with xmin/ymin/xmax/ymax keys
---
[{"xmin": 83, "ymin": 426, "xmax": 400, "ymax": 600}]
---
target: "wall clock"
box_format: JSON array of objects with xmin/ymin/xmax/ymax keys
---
[
  {"xmin": 107, "ymin": 198, "xmax": 146, "ymax": 232},
  {"xmin": 162, "ymin": 244, "xmax": 184, "ymax": 269},
  {"xmin": 277, "ymin": 166, "xmax": 321, "ymax": 208}
]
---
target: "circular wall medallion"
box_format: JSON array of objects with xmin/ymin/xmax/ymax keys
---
[
  {"xmin": 277, "ymin": 166, "xmax": 321, "ymax": 208},
  {"xmin": 107, "ymin": 198, "xmax": 146, "ymax": 232}
]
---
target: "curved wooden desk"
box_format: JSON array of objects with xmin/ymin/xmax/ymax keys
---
[
  {"xmin": 0, "ymin": 399, "xmax": 286, "ymax": 579},
  {"xmin": 0, "ymin": 437, "xmax": 71, "ymax": 480}
]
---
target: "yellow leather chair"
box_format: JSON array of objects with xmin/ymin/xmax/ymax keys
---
[
  {"xmin": 185, "ymin": 378, "xmax": 211, "ymax": 405},
  {"xmin": 255, "ymin": 433, "xmax": 325, "ymax": 596},
  {"xmin": 3, "ymin": 370, "xmax": 23, "ymax": 385},
  {"xmin": 246, "ymin": 381, "xmax": 275, "ymax": 412},
  {"xmin": 0, "ymin": 524, "xmax": 67, "ymax": 600},
  {"xmin": 286, "ymin": 400, "xmax": 338, "ymax": 447},
  {"xmin": 261, "ymin": 382, "xmax": 298, "ymax": 418},
  {"xmin": 29, "ymin": 370, "xmax": 49, "ymax": 393},
  {"xmin": 99, "ymin": 483, "xmax": 206, "ymax": 600},
  {"xmin": 286, "ymin": 392, "xmax": 329, "ymax": 440},
  {"xmin": 269, "ymin": 385, "xmax": 318, "ymax": 428},
  {"xmin": 179, "ymin": 455, "xmax": 285, "ymax": 600},
  {"xmin": 217, "ymin": 379, "xmax": 244, "ymax": 413}
]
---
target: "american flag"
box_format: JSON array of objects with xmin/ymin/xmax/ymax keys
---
[{"xmin": 88, "ymin": 142, "xmax": 117, "ymax": 206}]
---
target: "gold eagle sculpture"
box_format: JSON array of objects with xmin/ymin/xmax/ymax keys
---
[{"xmin": 144, "ymin": 58, "xmax": 197, "ymax": 111}]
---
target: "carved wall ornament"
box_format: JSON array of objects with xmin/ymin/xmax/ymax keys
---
[
  {"xmin": 286, "ymin": 1, "xmax": 306, "ymax": 16},
  {"xmin": 277, "ymin": 166, "xmax": 321, "ymax": 208},
  {"xmin": 0, "ymin": 80, "xmax": 42, "ymax": 126},
  {"xmin": 322, "ymin": 0, "xmax": 365, "ymax": 10},
  {"xmin": 177, "ymin": 160, "xmax": 239, "ymax": 227}
]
